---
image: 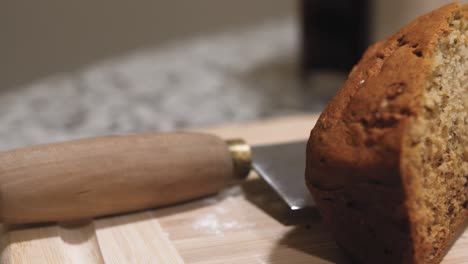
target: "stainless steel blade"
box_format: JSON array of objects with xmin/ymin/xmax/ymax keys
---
[{"xmin": 251, "ymin": 140, "xmax": 314, "ymax": 210}]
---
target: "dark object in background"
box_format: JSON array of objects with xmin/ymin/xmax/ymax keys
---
[{"xmin": 301, "ymin": 0, "xmax": 370, "ymax": 75}]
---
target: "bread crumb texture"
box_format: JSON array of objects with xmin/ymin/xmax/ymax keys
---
[{"xmin": 407, "ymin": 9, "xmax": 467, "ymax": 263}]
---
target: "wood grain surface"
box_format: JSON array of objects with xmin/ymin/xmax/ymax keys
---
[
  {"xmin": 0, "ymin": 133, "xmax": 234, "ymax": 224},
  {"xmin": 1, "ymin": 114, "xmax": 466, "ymax": 263}
]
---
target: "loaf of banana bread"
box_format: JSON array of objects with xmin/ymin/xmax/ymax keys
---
[{"xmin": 306, "ymin": 3, "xmax": 467, "ymax": 264}]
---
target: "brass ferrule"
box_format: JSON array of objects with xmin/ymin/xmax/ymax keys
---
[{"xmin": 225, "ymin": 139, "xmax": 252, "ymax": 180}]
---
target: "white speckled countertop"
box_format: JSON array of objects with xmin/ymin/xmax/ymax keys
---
[{"xmin": 0, "ymin": 17, "xmax": 337, "ymax": 151}]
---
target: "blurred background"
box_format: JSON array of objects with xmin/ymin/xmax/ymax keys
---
[{"xmin": 0, "ymin": 0, "xmax": 463, "ymax": 149}]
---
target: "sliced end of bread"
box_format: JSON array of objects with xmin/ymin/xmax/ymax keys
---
[{"xmin": 403, "ymin": 8, "xmax": 467, "ymax": 263}]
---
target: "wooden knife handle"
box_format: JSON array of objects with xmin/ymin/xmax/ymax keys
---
[{"xmin": 0, "ymin": 132, "xmax": 251, "ymax": 224}]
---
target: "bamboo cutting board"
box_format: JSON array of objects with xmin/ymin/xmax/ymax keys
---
[{"xmin": 0, "ymin": 114, "xmax": 466, "ymax": 264}]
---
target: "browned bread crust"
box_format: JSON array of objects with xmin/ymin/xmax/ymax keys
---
[{"xmin": 306, "ymin": 3, "xmax": 467, "ymax": 264}]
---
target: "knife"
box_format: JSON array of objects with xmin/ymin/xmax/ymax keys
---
[{"xmin": 0, "ymin": 132, "xmax": 313, "ymax": 224}]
